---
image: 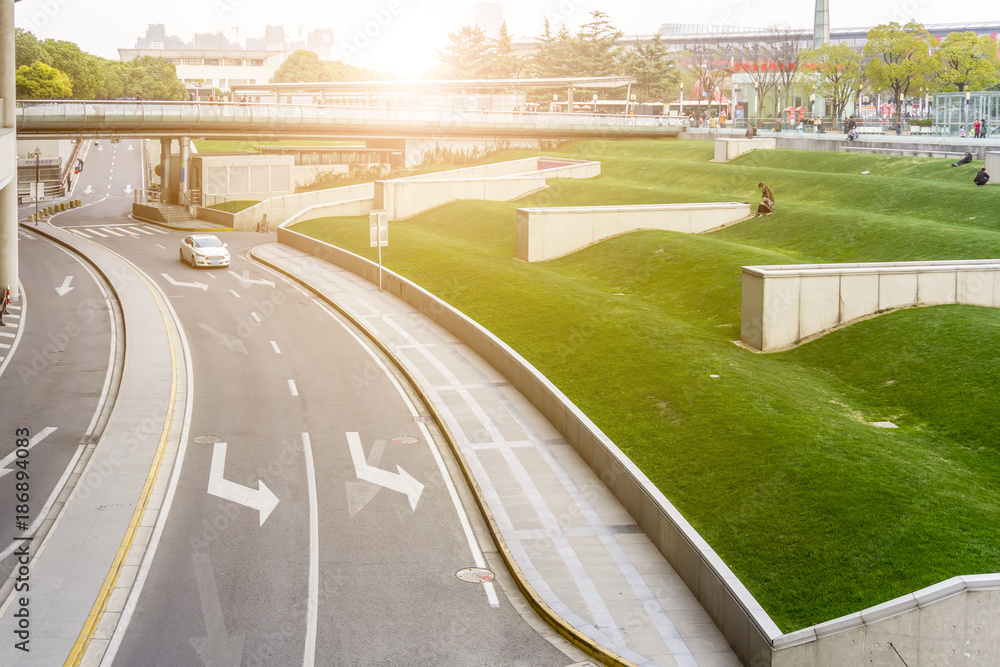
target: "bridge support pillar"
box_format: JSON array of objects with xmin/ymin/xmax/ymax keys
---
[
  {"xmin": 1, "ymin": 0, "xmax": 18, "ymax": 301},
  {"xmin": 178, "ymin": 136, "xmax": 190, "ymax": 201},
  {"xmin": 160, "ymin": 138, "xmax": 172, "ymax": 205}
]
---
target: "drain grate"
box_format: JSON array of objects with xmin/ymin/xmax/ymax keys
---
[
  {"xmin": 456, "ymin": 567, "xmax": 495, "ymax": 583},
  {"xmin": 193, "ymin": 435, "xmax": 222, "ymax": 444},
  {"xmin": 391, "ymin": 435, "xmax": 419, "ymax": 445}
]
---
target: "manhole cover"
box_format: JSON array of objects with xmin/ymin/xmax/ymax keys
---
[
  {"xmin": 193, "ymin": 435, "xmax": 222, "ymax": 444},
  {"xmin": 391, "ymin": 436, "xmax": 419, "ymax": 445},
  {"xmin": 456, "ymin": 567, "xmax": 495, "ymax": 583}
]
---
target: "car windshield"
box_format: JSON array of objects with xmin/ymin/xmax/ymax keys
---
[{"xmin": 192, "ymin": 237, "xmax": 223, "ymax": 248}]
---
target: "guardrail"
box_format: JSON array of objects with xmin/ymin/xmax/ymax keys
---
[{"xmin": 15, "ymin": 100, "xmax": 684, "ymax": 140}]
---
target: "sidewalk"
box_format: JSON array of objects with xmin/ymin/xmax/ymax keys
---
[{"xmin": 253, "ymin": 242, "xmax": 741, "ymax": 667}]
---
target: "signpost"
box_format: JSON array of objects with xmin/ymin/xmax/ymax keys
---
[{"xmin": 369, "ymin": 210, "xmax": 388, "ymax": 292}]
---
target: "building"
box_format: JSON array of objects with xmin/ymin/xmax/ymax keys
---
[
  {"xmin": 474, "ymin": 2, "xmax": 503, "ymax": 37},
  {"xmin": 307, "ymin": 29, "xmax": 335, "ymax": 61}
]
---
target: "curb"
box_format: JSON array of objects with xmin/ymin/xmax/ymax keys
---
[
  {"xmin": 251, "ymin": 246, "xmax": 637, "ymax": 667},
  {"xmin": 129, "ymin": 213, "xmax": 233, "ymax": 233}
]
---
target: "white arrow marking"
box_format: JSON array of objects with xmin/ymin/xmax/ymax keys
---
[
  {"xmin": 83, "ymin": 185, "xmax": 93, "ymax": 195},
  {"xmin": 161, "ymin": 273, "xmax": 208, "ymax": 291},
  {"xmin": 190, "ymin": 552, "xmax": 245, "ymax": 666},
  {"xmin": 198, "ymin": 324, "xmax": 248, "ymax": 354},
  {"xmin": 127, "ymin": 144, "xmax": 135, "ymax": 151},
  {"xmin": 0, "ymin": 427, "xmax": 58, "ymax": 478},
  {"xmin": 227, "ymin": 270, "xmax": 275, "ymax": 288},
  {"xmin": 124, "ymin": 184, "xmax": 133, "ymax": 195},
  {"xmin": 96, "ymin": 144, "xmax": 104, "ymax": 151},
  {"xmin": 346, "ymin": 439, "xmax": 388, "ymax": 517},
  {"xmin": 207, "ymin": 442, "xmax": 279, "ymax": 526},
  {"xmin": 55, "ymin": 276, "xmax": 75, "ymax": 296},
  {"xmin": 346, "ymin": 432, "xmax": 423, "ymax": 511}
]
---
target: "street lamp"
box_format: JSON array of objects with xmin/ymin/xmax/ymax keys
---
[
  {"xmin": 754, "ymin": 83, "xmax": 759, "ymax": 127},
  {"xmin": 29, "ymin": 148, "xmax": 42, "ymax": 225}
]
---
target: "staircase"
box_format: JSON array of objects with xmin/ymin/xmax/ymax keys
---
[{"xmin": 158, "ymin": 203, "xmax": 196, "ymax": 226}]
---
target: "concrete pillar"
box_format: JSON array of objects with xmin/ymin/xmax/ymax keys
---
[
  {"xmin": 1, "ymin": 0, "xmax": 18, "ymax": 301},
  {"xmin": 159, "ymin": 138, "xmax": 171, "ymax": 204},
  {"xmin": 178, "ymin": 137, "xmax": 189, "ymax": 196}
]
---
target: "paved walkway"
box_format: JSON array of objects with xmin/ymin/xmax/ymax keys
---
[{"xmin": 254, "ymin": 242, "xmax": 740, "ymax": 667}]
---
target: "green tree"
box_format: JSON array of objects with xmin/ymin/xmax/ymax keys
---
[
  {"xmin": 488, "ymin": 21, "xmax": 522, "ymax": 78},
  {"xmin": 800, "ymin": 42, "xmax": 864, "ymax": 123},
  {"xmin": 99, "ymin": 59, "xmax": 125, "ymax": 99},
  {"xmin": 43, "ymin": 39, "xmax": 105, "ymax": 99},
  {"xmin": 14, "ymin": 28, "xmax": 49, "ymax": 69},
  {"xmin": 864, "ymin": 22, "xmax": 934, "ymax": 129},
  {"xmin": 568, "ymin": 11, "xmax": 623, "ymax": 77},
  {"xmin": 120, "ymin": 56, "xmax": 187, "ymax": 100},
  {"xmin": 435, "ymin": 25, "xmax": 492, "ymax": 78},
  {"xmin": 528, "ymin": 21, "xmax": 575, "ymax": 78},
  {"xmin": 271, "ymin": 49, "xmax": 326, "ymax": 83},
  {"xmin": 932, "ymin": 31, "xmax": 1000, "ymax": 92},
  {"xmin": 16, "ymin": 62, "xmax": 72, "ymax": 99},
  {"xmin": 621, "ymin": 34, "xmax": 678, "ymax": 99}
]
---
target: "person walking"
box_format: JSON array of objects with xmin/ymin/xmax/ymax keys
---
[
  {"xmin": 973, "ymin": 119, "xmax": 981, "ymax": 138},
  {"xmin": 974, "ymin": 168, "xmax": 990, "ymax": 186}
]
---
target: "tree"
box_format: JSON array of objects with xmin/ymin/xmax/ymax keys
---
[
  {"xmin": 43, "ymin": 39, "xmax": 105, "ymax": 99},
  {"xmin": 16, "ymin": 62, "xmax": 72, "ymax": 99},
  {"xmin": 932, "ymin": 31, "xmax": 1000, "ymax": 92},
  {"xmin": 15, "ymin": 28, "xmax": 49, "ymax": 69},
  {"xmin": 621, "ymin": 34, "xmax": 679, "ymax": 99},
  {"xmin": 120, "ymin": 56, "xmax": 187, "ymax": 100},
  {"xmin": 770, "ymin": 24, "xmax": 806, "ymax": 116},
  {"xmin": 800, "ymin": 42, "xmax": 864, "ymax": 122},
  {"xmin": 568, "ymin": 11, "xmax": 623, "ymax": 77},
  {"xmin": 735, "ymin": 40, "xmax": 782, "ymax": 119},
  {"xmin": 864, "ymin": 22, "xmax": 934, "ymax": 129},
  {"xmin": 528, "ymin": 21, "xmax": 575, "ymax": 78},
  {"xmin": 685, "ymin": 43, "xmax": 732, "ymax": 113},
  {"xmin": 487, "ymin": 21, "xmax": 522, "ymax": 79},
  {"xmin": 435, "ymin": 25, "xmax": 492, "ymax": 79},
  {"xmin": 271, "ymin": 49, "xmax": 326, "ymax": 83}
]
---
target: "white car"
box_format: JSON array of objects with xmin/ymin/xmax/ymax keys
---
[{"xmin": 179, "ymin": 234, "xmax": 230, "ymax": 268}]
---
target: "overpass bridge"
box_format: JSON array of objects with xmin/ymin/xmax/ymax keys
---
[{"xmin": 15, "ymin": 100, "xmax": 682, "ymax": 141}]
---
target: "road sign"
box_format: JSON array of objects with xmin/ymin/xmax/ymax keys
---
[{"xmin": 369, "ymin": 210, "xmax": 388, "ymax": 248}]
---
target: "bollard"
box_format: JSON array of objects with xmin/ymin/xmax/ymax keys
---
[{"xmin": 58, "ymin": 203, "xmax": 66, "ymax": 211}]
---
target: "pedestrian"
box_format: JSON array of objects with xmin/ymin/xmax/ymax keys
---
[
  {"xmin": 959, "ymin": 125, "xmax": 967, "ymax": 138},
  {"xmin": 951, "ymin": 152, "xmax": 973, "ymax": 167},
  {"xmin": 754, "ymin": 194, "xmax": 774, "ymax": 217},
  {"xmin": 974, "ymin": 119, "xmax": 981, "ymax": 138},
  {"xmin": 758, "ymin": 182, "xmax": 774, "ymax": 206},
  {"xmin": 745, "ymin": 124, "xmax": 757, "ymax": 139},
  {"xmin": 974, "ymin": 167, "xmax": 990, "ymax": 186},
  {"xmin": 773, "ymin": 118, "xmax": 782, "ymax": 133}
]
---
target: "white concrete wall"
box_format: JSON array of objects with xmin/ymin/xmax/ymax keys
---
[
  {"xmin": 516, "ymin": 202, "xmax": 752, "ymax": 262},
  {"xmin": 713, "ymin": 138, "xmax": 777, "ymax": 162},
  {"xmin": 772, "ymin": 575, "xmax": 1000, "ymax": 666},
  {"xmin": 986, "ymin": 152, "xmax": 1000, "ymax": 178},
  {"xmin": 741, "ymin": 260, "xmax": 1000, "ymax": 351},
  {"xmin": 231, "ymin": 182, "xmax": 374, "ymax": 231}
]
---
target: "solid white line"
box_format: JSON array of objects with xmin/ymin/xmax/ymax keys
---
[
  {"xmin": 302, "ymin": 433, "xmax": 319, "ymax": 667},
  {"xmin": 74, "ymin": 229, "xmax": 93, "ymax": 239},
  {"xmin": 251, "ymin": 312, "xmax": 261, "ymax": 322},
  {"xmin": 155, "ymin": 243, "xmax": 166, "ymax": 250},
  {"xmin": 101, "ymin": 227, "xmax": 125, "ymax": 237},
  {"xmin": 270, "ymin": 340, "xmax": 281, "ymax": 354},
  {"xmin": 288, "ymin": 379, "xmax": 298, "ymax": 396},
  {"xmin": 88, "ymin": 229, "xmax": 108, "ymax": 238},
  {"xmin": 134, "ymin": 227, "xmax": 156, "ymax": 235},
  {"xmin": 230, "ymin": 289, "xmax": 240, "ymax": 298}
]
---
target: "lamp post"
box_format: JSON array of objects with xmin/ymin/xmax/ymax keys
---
[
  {"xmin": 29, "ymin": 148, "xmax": 41, "ymax": 224},
  {"xmin": 754, "ymin": 83, "xmax": 759, "ymax": 127}
]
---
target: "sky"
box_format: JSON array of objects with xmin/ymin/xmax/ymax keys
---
[{"xmin": 12, "ymin": 0, "xmax": 998, "ymax": 77}]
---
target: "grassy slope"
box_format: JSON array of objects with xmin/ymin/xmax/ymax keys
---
[{"xmin": 291, "ymin": 140, "xmax": 1000, "ymax": 631}]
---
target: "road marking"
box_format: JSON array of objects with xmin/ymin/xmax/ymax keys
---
[
  {"xmin": 161, "ymin": 273, "xmax": 208, "ymax": 290},
  {"xmin": 227, "ymin": 270, "xmax": 275, "ymax": 288},
  {"xmin": 229, "ymin": 289, "xmax": 240, "ymax": 298},
  {"xmin": 251, "ymin": 312, "xmax": 261, "ymax": 322},
  {"xmin": 155, "ymin": 243, "xmax": 166, "ymax": 249},
  {"xmin": 346, "ymin": 432, "xmax": 423, "ymax": 511},
  {"xmin": 346, "ymin": 438, "xmax": 388, "ymax": 517},
  {"xmin": 207, "ymin": 273, "xmax": 217, "ymax": 279},
  {"xmin": 190, "ymin": 552, "xmax": 245, "ymax": 664},
  {"xmin": 74, "ymin": 229, "xmax": 93, "ymax": 239},
  {"xmin": 55, "ymin": 275, "xmax": 75, "ymax": 296},
  {"xmin": 101, "ymin": 226, "xmax": 125, "ymax": 237},
  {"xmin": 18, "ymin": 231, "xmax": 37, "ymax": 240},
  {"xmin": 207, "ymin": 442, "xmax": 279, "ymax": 526},
  {"xmin": 133, "ymin": 226, "xmax": 155, "ymax": 235},
  {"xmin": 302, "ymin": 433, "xmax": 318, "ymax": 667},
  {"xmin": 0, "ymin": 427, "xmax": 57, "ymax": 478},
  {"xmin": 288, "ymin": 379, "xmax": 298, "ymax": 396},
  {"xmin": 118, "ymin": 227, "xmax": 140, "ymax": 237},
  {"xmin": 88, "ymin": 228, "xmax": 108, "ymax": 237},
  {"xmin": 270, "ymin": 340, "xmax": 280, "ymax": 354},
  {"xmin": 148, "ymin": 226, "xmax": 170, "ymax": 234},
  {"xmin": 84, "ymin": 185, "xmax": 93, "ymax": 194}
]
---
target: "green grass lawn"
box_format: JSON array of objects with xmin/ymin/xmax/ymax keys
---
[
  {"xmin": 206, "ymin": 200, "xmax": 258, "ymax": 213},
  {"xmin": 193, "ymin": 139, "xmax": 364, "ymax": 153},
  {"xmin": 290, "ymin": 140, "xmax": 1000, "ymax": 631}
]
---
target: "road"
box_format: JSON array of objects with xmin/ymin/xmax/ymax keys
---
[{"xmin": 34, "ymin": 139, "xmax": 574, "ymax": 666}]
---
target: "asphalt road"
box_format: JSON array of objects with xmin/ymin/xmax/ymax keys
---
[{"xmin": 39, "ymin": 140, "xmax": 573, "ymax": 666}]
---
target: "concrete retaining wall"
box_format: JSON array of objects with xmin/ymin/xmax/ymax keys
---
[
  {"xmin": 986, "ymin": 152, "xmax": 999, "ymax": 176},
  {"xmin": 194, "ymin": 206, "xmax": 236, "ymax": 228},
  {"xmin": 771, "ymin": 575, "xmax": 1000, "ymax": 666},
  {"xmin": 713, "ymin": 138, "xmax": 776, "ymax": 162},
  {"xmin": 275, "ymin": 226, "xmax": 782, "ymax": 666},
  {"xmin": 131, "ymin": 203, "xmax": 165, "ymax": 223},
  {"xmin": 230, "ymin": 182, "xmax": 374, "ymax": 231},
  {"xmin": 516, "ymin": 202, "xmax": 751, "ymax": 262},
  {"xmin": 741, "ymin": 260, "xmax": 1000, "ymax": 351}
]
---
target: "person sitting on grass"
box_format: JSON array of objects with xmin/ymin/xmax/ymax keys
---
[
  {"xmin": 951, "ymin": 151, "xmax": 973, "ymax": 167},
  {"xmin": 754, "ymin": 195, "xmax": 774, "ymax": 217},
  {"xmin": 974, "ymin": 168, "xmax": 990, "ymax": 186}
]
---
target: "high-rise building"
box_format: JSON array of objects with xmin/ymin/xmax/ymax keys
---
[
  {"xmin": 307, "ymin": 29, "xmax": 335, "ymax": 61},
  {"xmin": 474, "ymin": 2, "xmax": 503, "ymax": 37},
  {"xmin": 813, "ymin": 0, "xmax": 830, "ymax": 47}
]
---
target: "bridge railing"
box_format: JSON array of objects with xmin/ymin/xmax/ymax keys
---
[{"xmin": 15, "ymin": 100, "xmax": 683, "ymax": 137}]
